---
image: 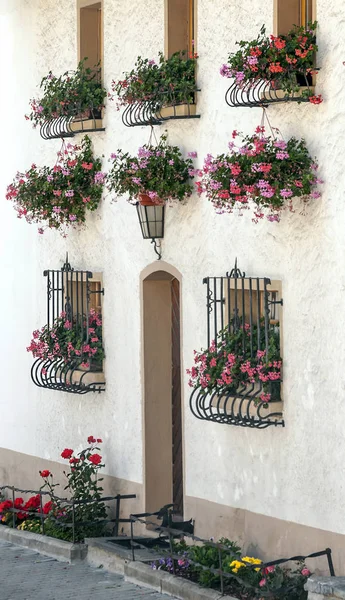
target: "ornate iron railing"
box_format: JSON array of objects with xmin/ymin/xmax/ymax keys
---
[
  {"xmin": 0, "ymin": 485, "xmax": 136, "ymax": 542},
  {"xmin": 40, "ymin": 104, "xmax": 105, "ymax": 140},
  {"xmin": 225, "ymin": 72, "xmax": 315, "ymax": 108},
  {"xmin": 121, "ymin": 89, "xmax": 200, "ymax": 127},
  {"xmin": 129, "ymin": 511, "xmax": 334, "ymax": 597},
  {"xmin": 30, "ymin": 255, "xmax": 105, "ymax": 394},
  {"xmin": 189, "ymin": 261, "xmax": 284, "ymax": 428}
]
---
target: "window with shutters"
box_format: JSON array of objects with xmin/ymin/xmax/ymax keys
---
[
  {"xmin": 188, "ymin": 261, "xmax": 284, "ymax": 429},
  {"xmin": 29, "ymin": 255, "xmax": 105, "ymax": 395}
]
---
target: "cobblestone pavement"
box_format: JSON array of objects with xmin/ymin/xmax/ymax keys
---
[{"xmin": 0, "ymin": 540, "xmax": 176, "ymax": 600}]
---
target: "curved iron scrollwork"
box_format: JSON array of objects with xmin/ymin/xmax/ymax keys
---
[
  {"xmin": 40, "ymin": 106, "xmax": 105, "ymax": 140},
  {"xmin": 189, "ymin": 260, "xmax": 284, "ymax": 429},
  {"xmin": 31, "ymin": 357, "xmax": 105, "ymax": 394},
  {"xmin": 122, "ymin": 89, "xmax": 200, "ymax": 128},
  {"xmin": 225, "ymin": 72, "xmax": 314, "ymax": 108},
  {"xmin": 190, "ymin": 387, "xmax": 284, "ymax": 429},
  {"xmin": 31, "ymin": 255, "xmax": 105, "ymax": 395}
]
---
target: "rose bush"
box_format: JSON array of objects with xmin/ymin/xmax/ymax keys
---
[
  {"xmin": 6, "ymin": 136, "xmax": 105, "ymax": 235},
  {"xmin": 196, "ymin": 126, "xmax": 322, "ymax": 222}
]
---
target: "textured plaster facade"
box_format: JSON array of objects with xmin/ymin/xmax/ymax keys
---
[{"xmin": 1, "ymin": 0, "xmax": 345, "ymax": 568}]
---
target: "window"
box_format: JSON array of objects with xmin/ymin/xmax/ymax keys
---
[
  {"xmin": 166, "ymin": 0, "xmax": 195, "ymax": 56},
  {"xmin": 30, "ymin": 256, "xmax": 105, "ymax": 394},
  {"xmin": 189, "ymin": 262, "xmax": 284, "ymax": 428},
  {"xmin": 275, "ymin": 0, "xmax": 314, "ymax": 35},
  {"xmin": 78, "ymin": 0, "xmax": 103, "ymax": 70}
]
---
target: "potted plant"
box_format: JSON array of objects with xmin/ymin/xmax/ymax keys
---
[
  {"xmin": 27, "ymin": 308, "xmax": 104, "ymax": 372},
  {"xmin": 187, "ymin": 321, "xmax": 282, "ymax": 405},
  {"xmin": 6, "ymin": 136, "xmax": 105, "ymax": 234},
  {"xmin": 25, "ymin": 59, "xmax": 107, "ymax": 128},
  {"xmin": 107, "ymin": 133, "xmax": 196, "ymax": 205},
  {"xmin": 196, "ymin": 126, "xmax": 322, "ymax": 222},
  {"xmin": 221, "ymin": 22, "xmax": 322, "ymax": 103},
  {"xmin": 111, "ymin": 50, "xmax": 198, "ymax": 119}
]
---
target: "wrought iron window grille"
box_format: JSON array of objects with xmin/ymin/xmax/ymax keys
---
[
  {"xmin": 40, "ymin": 102, "xmax": 105, "ymax": 140},
  {"xmin": 189, "ymin": 260, "xmax": 284, "ymax": 428},
  {"xmin": 122, "ymin": 88, "xmax": 200, "ymax": 128},
  {"xmin": 225, "ymin": 71, "xmax": 316, "ymax": 108},
  {"xmin": 31, "ymin": 254, "xmax": 105, "ymax": 394}
]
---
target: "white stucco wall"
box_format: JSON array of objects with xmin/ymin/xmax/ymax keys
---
[{"xmin": 1, "ymin": 0, "xmax": 345, "ymax": 541}]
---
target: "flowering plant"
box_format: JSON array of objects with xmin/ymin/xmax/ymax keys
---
[
  {"xmin": 26, "ymin": 60, "xmax": 107, "ymax": 128},
  {"xmin": 111, "ymin": 50, "xmax": 198, "ymax": 109},
  {"xmin": 152, "ymin": 538, "xmax": 311, "ymax": 599},
  {"xmin": 221, "ymin": 22, "xmax": 322, "ymax": 103},
  {"xmin": 6, "ymin": 136, "xmax": 105, "ymax": 234},
  {"xmin": 39, "ymin": 436, "xmax": 107, "ymax": 541},
  {"xmin": 196, "ymin": 127, "xmax": 322, "ymax": 222},
  {"xmin": 27, "ymin": 309, "xmax": 104, "ymax": 370},
  {"xmin": 187, "ymin": 322, "xmax": 281, "ymax": 403},
  {"xmin": 0, "ymin": 494, "xmax": 47, "ymax": 526},
  {"xmin": 107, "ymin": 134, "xmax": 196, "ymax": 204}
]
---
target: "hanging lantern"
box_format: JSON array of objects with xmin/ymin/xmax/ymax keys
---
[{"xmin": 136, "ymin": 194, "xmax": 165, "ymax": 259}]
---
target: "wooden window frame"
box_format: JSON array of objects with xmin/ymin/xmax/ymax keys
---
[
  {"xmin": 274, "ymin": 0, "xmax": 316, "ymax": 36},
  {"xmin": 77, "ymin": 0, "xmax": 103, "ymax": 72},
  {"xmin": 164, "ymin": 0, "xmax": 196, "ymax": 57}
]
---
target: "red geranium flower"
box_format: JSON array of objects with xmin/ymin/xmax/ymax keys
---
[
  {"xmin": 88, "ymin": 453, "xmax": 102, "ymax": 465},
  {"xmin": 40, "ymin": 470, "xmax": 51, "ymax": 478},
  {"xmin": 61, "ymin": 448, "xmax": 74, "ymax": 459}
]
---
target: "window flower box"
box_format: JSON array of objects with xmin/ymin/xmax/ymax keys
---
[
  {"xmin": 221, "ymin": 22, "xmax": 322, "ymax": 108},
  {"xmin": 25, "ymin": 60, "xmax": 107, "ymax": 139},
  {"xmin": 111, "ymin": 51, "xmax": 200, "ymax": 127}
]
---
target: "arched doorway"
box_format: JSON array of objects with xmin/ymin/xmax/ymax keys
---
[{"xmin": 142, "ymin": 265, "xmax": 183, "ymax": 516}]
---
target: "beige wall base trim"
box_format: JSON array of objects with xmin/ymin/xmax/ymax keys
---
[
  {"xmin": 185, "ymin": 495, "xmax": 345, "ymax": 576},
  {"xmin": 0, "ymin": 526, "xmax": 86, "ymax": 562},
  {"xmin": 0, "ymin": 447, "xmax": 143, "ymax": 535}
]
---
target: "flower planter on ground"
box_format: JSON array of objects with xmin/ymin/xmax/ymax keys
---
[
  {"xmin": 26, "ymin": 60, "xmax": 107, "ymax": 139},
  {"xmin": 221, "ymin": 22, "xmax": 322, "ymax": 108},
  {"xmin": 111, "ymin": 51, "xmax": 200, "ymax": 127}
]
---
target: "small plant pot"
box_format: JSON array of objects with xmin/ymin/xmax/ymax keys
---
[{"xmin": 138, "ymin": 193, "xmax": 164, "ymax": 206}]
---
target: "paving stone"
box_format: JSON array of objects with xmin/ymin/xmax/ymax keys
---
[{"xmin": 0, "ymin": 539, "xmax": 176, "ymax": 600}]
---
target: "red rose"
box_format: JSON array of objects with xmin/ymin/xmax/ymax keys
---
[
  {"xmin": 23, "ymin": 495, "xmax": 40, "ymax": 510},
  {"xmin": 40, "ymin": 470, "xmax": 51, "ymax": 478},
  {"xmin": 97, "ymin": 438, "xmax": 103, "ymax": 443},
  {"xmin": 43, "ymin": 501, "xmax": 53, "ymax": 515},
  {"xmin": 88, "ymin": 453, "xmax": 102, "ymax": 465},
  {"xmin": 87, "ymin": 436, "xmax": 96, "ymax": 444},
  {"xmin": 61, "ymin": 448, "xmax": 74, "ymax": 459}
]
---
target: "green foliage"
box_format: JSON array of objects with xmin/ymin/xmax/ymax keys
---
[
  {"xmin": 26, "ymin": 59, "xmax": 107, "ymax": 126},
  {"xmin": 112, "ymin": 51, "xmax": 197, "ymax": 107}
]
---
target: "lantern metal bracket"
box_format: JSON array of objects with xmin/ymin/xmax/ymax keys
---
[{"xmin": 151, "ymin": 238, "xmax": 162, "ymax": 260}]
